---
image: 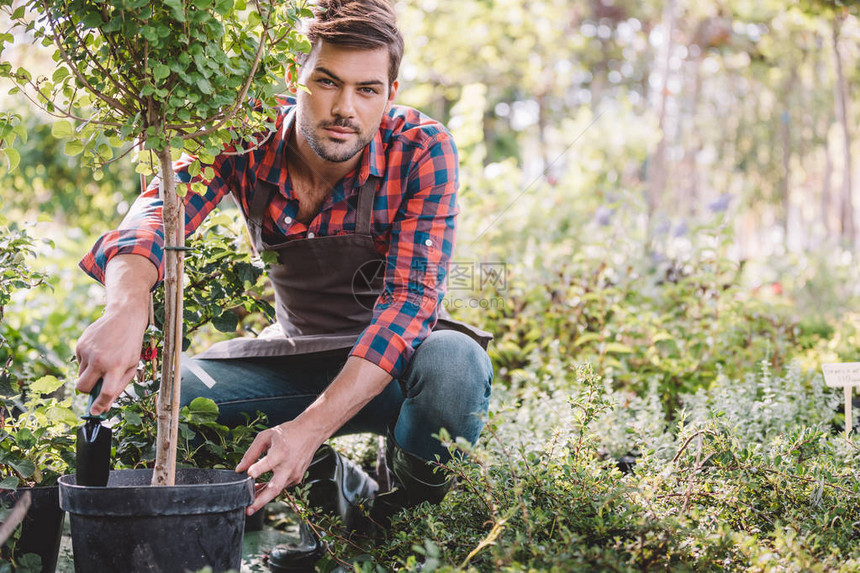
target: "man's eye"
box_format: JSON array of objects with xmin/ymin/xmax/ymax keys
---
[
  {"xmin": 360, "ymin": 87, "xmax": 379, "ymax": 95},
  {"xmin": 317, "ymin": 78, "xmax": 335, "ymax": 86}
]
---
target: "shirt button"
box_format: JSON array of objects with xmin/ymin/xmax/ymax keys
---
[
  {"xmin": 307, "ymin": 232, "xmax": 315, "ymax": 238},
  {"xmin": 283, "ymin": 216, "xmax": 292, "ymax": 224},
  {"xmin": 424, "ymin": 239, "xmax": 433, "ymax": 247}
]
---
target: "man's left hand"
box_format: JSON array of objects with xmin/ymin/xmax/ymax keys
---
[{"xmin": 235, "ymin": 420, "xmax": 323, "ymax": 516}]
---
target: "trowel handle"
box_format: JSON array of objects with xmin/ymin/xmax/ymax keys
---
[{"xmin": 85, "ymin": 378, "xmax": 106, "ymax": 420}]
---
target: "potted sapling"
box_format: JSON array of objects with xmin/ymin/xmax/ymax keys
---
[{"xmin": 0, "ymin": 0, "xmax": 308, "ymax": 570}]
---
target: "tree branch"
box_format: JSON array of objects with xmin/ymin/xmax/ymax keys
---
[
  {"xmin": 12, "ymin": 78, "xmax": 122, "ymax": 127},
  {"xmin": 39, "ymin": 0, "xmax": 135, "ymax": 117},
  {"xmin": 181, "ymin": 15, "xmax": 271, "ymax": 140},
  {"xmin": 58, "ymin": 0, "xmax": 142, "ymax": 106}
]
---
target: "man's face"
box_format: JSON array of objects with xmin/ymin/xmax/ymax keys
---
[{"xmin": 296, "ymin": 41, "xmax": 398, "ymax": 164}]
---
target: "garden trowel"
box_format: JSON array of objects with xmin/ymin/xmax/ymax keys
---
[{"xmin": 75, "ymin": 379, "xmax": 111, "ymax": 486}]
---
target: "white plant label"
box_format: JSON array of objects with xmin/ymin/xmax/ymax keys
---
[
  {"xmin": 822, "ymin": 363, "xmax": 858, "ymax": 437},
  {"xmin": 822, "ymin": 363, "xmax": 860, "ymax": 388}
]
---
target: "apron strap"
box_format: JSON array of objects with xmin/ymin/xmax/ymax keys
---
[
  {"xmin": 249, "ymin": 178, "xmax": 277, "ymax": 252},
  {"xmin": 251, "ymin": 179, "xmax": 275, "ymax": 222},
  {"xmin": 355, "ymin": 176, "xmax": 378, "ymax": 236}
]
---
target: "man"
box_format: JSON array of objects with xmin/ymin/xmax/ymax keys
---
[{"xmin": 75, "ymin": 0, "xmax": 492, "ymax": 567}]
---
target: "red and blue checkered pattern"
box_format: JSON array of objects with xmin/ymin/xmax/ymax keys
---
[{"xmin": 80, "ymin": 100, "xmax": 459, "ymax": 378}]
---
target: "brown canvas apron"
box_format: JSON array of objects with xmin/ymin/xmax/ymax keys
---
[{"xmin": 196, "ymin": 176, "xmax": 492, "ymax": 361}]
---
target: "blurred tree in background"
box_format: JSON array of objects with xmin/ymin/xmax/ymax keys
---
[
  {"xmin": 1, "ymin": 0, "xmax": 859, "ymax": 396},
  {"xmin": 2, "ymin": 3, "xmax": 860, "ymax": 568}
]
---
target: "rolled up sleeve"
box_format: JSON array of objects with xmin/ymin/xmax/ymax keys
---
[
  {"xmin": 79, "ymin": 153, "xmax": 234, "ymax": 286},
  {"xmin": 350, "ymin": 133, "xmax": 459, "ymax": 378}
]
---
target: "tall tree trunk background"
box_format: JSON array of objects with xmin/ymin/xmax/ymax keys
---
[
  {"xmin": 780, "ymin": 70, "xmax": 796, "ymax": 247},
  {"xmin": 647, "ymin": 0, "xmax": 676, "ymax": 224},
  {"xmin": 832, "ymin": 11, "xmax": 855, "ymax": 248}
]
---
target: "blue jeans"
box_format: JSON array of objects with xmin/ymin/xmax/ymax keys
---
[{"xmin": 179, "ymin": 330, "xmax": 494, "ymax": 462}]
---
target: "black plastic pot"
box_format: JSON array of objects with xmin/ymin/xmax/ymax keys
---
[
  {"xmin": 59, "ymin": 468, "xmax": 253, "ymax": 573},
  {"xmin": 0, "ymin": 485, "xmax": 65, "ymax": 573}
]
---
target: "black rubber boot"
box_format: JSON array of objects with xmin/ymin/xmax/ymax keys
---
[
  {"xmin": 370, "ymin": 432, "xmax": 455, "ymax": 530},
  {"xmin": 267, "ymin": 521, "xmax": 324, "ymax": 573},
  {"xmin": 269, "ymin": 445, "xmax": 378, "ymax": 572}
]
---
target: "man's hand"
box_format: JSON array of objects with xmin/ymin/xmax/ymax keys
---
[
  {"xmin": 235, "ymin": 356, "xmax": 393, "ymax": 516},
  {"xmin": 75, "ymin": 308, "xmax": 149, "ymax": 415},
  {"xmin": 235, "ymin": 420, "xmax": 324, "ymax": 516},
  {"xmin": 75, "ymin": 254, "xmax": 157, "ymax": 415}
]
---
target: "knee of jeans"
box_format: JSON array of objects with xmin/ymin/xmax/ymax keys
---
[{"xmin": 405, "ymin": 330, "xmax": 494, "ymax": 409}]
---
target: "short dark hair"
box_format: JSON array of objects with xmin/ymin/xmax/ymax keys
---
[{"xmin": 299, "ymin": 0, "xmax": 404, "ymax": 87}]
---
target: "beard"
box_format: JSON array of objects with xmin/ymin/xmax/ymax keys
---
[{"xmin": 298, "ymin": 113, "xmax": 379, "ymax": 164}]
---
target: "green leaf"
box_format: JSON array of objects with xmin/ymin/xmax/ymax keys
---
[
  {"xmin": 51, "ymin": 67, "xmax": 69, "ymax": 82},
  {"xmin": 4, "ymin": 147, "xmax": 19, "ymax": 171},
  {"xmin": 0, "ymin": 476, "xmax": 19, "ymax": 490},
  {"xmin": 212, "ymin": 311, "xmax": 238, "ymax": 333},
  {"xmin": 30, "ymin": 375, "xmax": 64, "ymax": 394},
  {"xmin": 64, "ymin": 140, "xmax": 84, "ymax": 156},
  {"xmin": 187, "ymin": 161, "xmax": 202, "ymax": 177},
  {"xmin": 51, "ymin": 119, "xmax": 74, "ymax": 138},
  {"xmin": 47, "ymin": 404, "xmax": 80, "ymax": 427},
  {"xmin": 574, "ymin": 333, "xmax": 601, "ymax": 347},
  {"xmin": 124, "ymin": 410, "xmax": 142, "ymax": 426},
  {"xmin": 187, "ymin": 397, "xmax": 220, "ymax": 423},
  {"xmin": 197, "ymin": 77, "xmax": 213, "ymax": 94},
  {"xmin": 604, "ymin": 342, "xmax": 634, "ymax": 354},
  {"xmin": 164, "ymin": 0, "xmax": 186, "ymax": 22},
  {"xmin": 152, "ymin": 63, "xmax": 171, "ymax": 81},
  {"xmin": 214, "ymin": 0, "xmax": 233, "ymax": 16},
  {"xmin": 9, "ymin": 459, "xmax": 35, "ymax": 478},
  {"xmin": 97, "ymin": 144, "xmax": 113, "ymax": 161},
  {"xmin": 15, "ymin": 428, "xmax": 35, "ymax": 449}
]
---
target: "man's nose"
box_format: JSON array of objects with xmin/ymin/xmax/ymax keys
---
[{"xmin": 331, "ymin": 89, "xmax": 356, "ymax": 118}]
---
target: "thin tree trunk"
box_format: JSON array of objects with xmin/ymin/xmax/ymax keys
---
[
  {"xmin": 536, "ymin": 92, "xmax": 550, "ymax": 174},
  {"xmin": 646, "ymin": 0, "xmax": 676, "ymax": 220},
  {"xmin": 780, "ymin": 70, "xmax": 795, "ymax": 246},
  {"xmin": 833, "ymin": 12, "xmax": 854, "ymax": 248},
  {"xmin": 817, "ymin": 34, "xmax": 834, "ymax": 244},
  {"xmin": 152, "ymin": 145, "xmax": 184, "ymax": 487},
  {"xmin": 681, "ymin": 48, "xmax": 703, "ymax": 217},
  {"xmin": 823, "ymin": 133, "xmax": 833, "ymax": 240}
]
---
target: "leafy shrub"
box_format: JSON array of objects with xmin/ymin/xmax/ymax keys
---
[
  {"xmin": 0, "ymin": 376, "xmax": 77, "ymax": 489},
  {"xmin": 150, "ymin": 211, "xmax": 275, "ymax": 354},
  {"xmin": 0, "ymin": 213, "xmax": 50, "ymax": 397},
  {"xmin": 327, "ymin": 365, "xmax": 858, "ymax": 572}
]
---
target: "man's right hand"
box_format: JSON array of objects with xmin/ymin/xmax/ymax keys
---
[{"xmin": 75, "ymin": 254, "xmax": 157, "ymax": 416}]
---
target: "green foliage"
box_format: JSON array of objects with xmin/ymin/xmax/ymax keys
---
[
  {"xmin": 0, "ymin": 380, "xmax": 77, "ymax": 489},
  {"xmin": 330, "ymin": 366, "xmax": 858, "ymax": 572},
  {"xmin": 0, "ymin": 112, "xmax": 26, "ymax": 172},
  {"xmin": 111, "ymin": 387, "xmax": 267, "ymax": 471},
  {"xmin": 0, "ymin": 0, "xmax": 309, "ymax": 185},
  {"xmin": 460, "ymin": 194, "xmax": 812, "ymax": 410},
  {"xmin": 150, "ymin": 211, "xmax": 275, "ymax": 352},
  {"xmin": 110, "ymin": 212, "xmax": 272, "ymax": 467},
  {"xmin": 0, "ymin": 212, "xmax": 52, "ymax": 395},
  {"xmin": 0, "ymin": 112, "xmax": 138, "ymax": 235}
]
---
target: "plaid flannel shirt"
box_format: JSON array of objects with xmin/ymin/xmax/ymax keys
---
[{"xmin": 80, "ymin": 100, "xmax": 459, "ymax": 378}]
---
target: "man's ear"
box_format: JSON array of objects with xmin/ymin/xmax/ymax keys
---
[{"xmin": 386, "ymin": 80, "xmax": 399, "ymax": 111}]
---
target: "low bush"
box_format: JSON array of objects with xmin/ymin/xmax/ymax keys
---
[{"xmin": 322, "ymin": 364, "xmax": 859, "ymax": 572}]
